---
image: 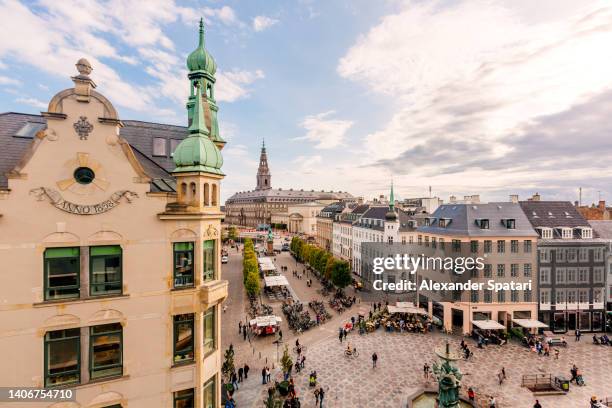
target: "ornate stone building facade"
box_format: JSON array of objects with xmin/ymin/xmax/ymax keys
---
[
  {"xmin": 224, "ymin": 144, "xmax": 353, "ymax": 227},
  {"xmin": 0, "ymin": 20, "xmax": 227, "ymax": 408}
]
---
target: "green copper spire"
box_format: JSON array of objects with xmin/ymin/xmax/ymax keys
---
[
  {"xmin": 173, "ymin": 84, "xmax": 223, "ymax": 175},
  {"xmin": 385, "ymin": 180, "xmax": 397, "ymax": 221},
  {"xmin": 186, "ymin": 18, "xmax": 217, "ymax": 75}
]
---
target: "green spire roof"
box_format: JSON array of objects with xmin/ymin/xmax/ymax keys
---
[
  {"xmin": 173, "ymin": 85, "xmax": 223, "ymax": 175},
  {"xmin": 186, "ymin": 18, "xmax": 217, "ymax": 75},
  {"xmin": 385, "ymin": 180, "xmax": 397, "ymax": 221},
  {"xmin": 389, "ymin": 181, "xmax": 395, "ymax": 210}
]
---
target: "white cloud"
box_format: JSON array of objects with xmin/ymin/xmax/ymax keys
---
[
  {"xmin": 253, "ymin": 15, "xmax": 278, "ymax": 32},
  {"xmin": 295, "ymin": 111, "xmax": 353, "ymax": 149},
  {"xmin": 0, "ymin": 75, "xmax": 20, "ymax": 85},
  {"xmin": 16, "ymin": 97, "xmax": 47, "ymax": 109},
  {"xmin": 337, "ymin": 0, "xmax": 612, "ymax": 197},
  {"xmin": 216, "ymin": 69, "xmax": 265, "ymax": 102}
]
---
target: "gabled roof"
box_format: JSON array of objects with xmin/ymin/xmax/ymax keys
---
[
  {"xmin": 418, "ymin": 202, "xmax": 537, "ymax": 237},
  {"xmin": 588, "ymin": 220, "xmax": 612, "ymax": 239},
  {"xmin": 0, "ymin": 112, "xmax": 185, "ymax": 192}
]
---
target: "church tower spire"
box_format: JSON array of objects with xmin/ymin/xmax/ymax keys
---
[{"xmin": 256, "ymin": 140, "xmax": 271, "ymax": 190}]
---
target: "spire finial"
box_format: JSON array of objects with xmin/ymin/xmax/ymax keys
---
[
  {"xmin": 188, "ymin": 83, "xmax": 209, "ymax": 135},
  {"xmin": 198, "ymin": 18, "xmax": 205, "ymax": 47},
  {"xmin": 262, "ymin": 139, "xmax": 266, "ymax": 149},
  {"xmin": 389, "ymin": 180, "xmax": 395, "ymax": 211}
]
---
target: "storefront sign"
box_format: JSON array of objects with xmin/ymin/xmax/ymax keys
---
[{"xmin": 30, "ymin": 187, "xmax": 138, "ymax": 215}]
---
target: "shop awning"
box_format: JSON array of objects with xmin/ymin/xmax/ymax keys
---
[
  {"xmin": 258, "ymin": 257, "xmax": 276, "ymax": 271},
  {"xmin": 512, "ymin": 319, "xmax": 548, "ymax": 329},
  {"xmin": 249, "ymin": 315, "xmax": 282, "ymax": 327},
  {"xmin": 264, "ymin": 275, "xmax": 289, "ymax": 287},
  {"xmin": 388, "ymin": 303, "xmax": 428, "ymax": 315},
  {"xmin": 472, "ymin": 320, "xmax": 505, "ymax": 330}
]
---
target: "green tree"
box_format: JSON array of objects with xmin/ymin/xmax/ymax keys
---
[
  {"xmin": 280, "ymin": 345, "xmax": 293, "ymax": 375},
  {"xmin": 245, "ymin": 271, "xmax": 260, "ymax": 296},
  {"xmin": 228, "ymin": 226, "xmax": 238, "ymax": 242},
  {"xmin": 324, "ymin": 256, "xmax": 335, "ymax": 280},
  {"xmin": 331, "ymin": 260, "xmax": 352, "ymax": 288}
]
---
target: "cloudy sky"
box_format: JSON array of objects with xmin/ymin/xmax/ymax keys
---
[{"xmin": 1, "ymin": 0, "xmax": 612, "ymax": 204}]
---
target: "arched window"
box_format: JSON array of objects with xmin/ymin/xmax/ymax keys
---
[
  {"xmin": 212, "ymin": 184, "xmax": 218, "ymax": 206},
  {"xmin": 190, "ymin": 182, "xmax": 196, "ymax": 202},
  {"xmin": 181, "ymin": 183, "xmax": 187, "ymax": 199},
  {"xmin": 203, "ymin": 183, "xmax": 210, "ymax": 206}
]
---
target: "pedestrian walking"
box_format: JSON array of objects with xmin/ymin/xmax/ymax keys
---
[
  {"xmin": 238, "ymin": 321, "xmax": 242, "ymax": 334},
  {"xmin": 533, "ymin": 400, "xmax": 542, "ymax": 408},
  {"xmin": 501, "ymin": 367, "xmax": 506, "ymax": 380},
  {"xmin": 231, "ymin": 371, "xmax": 238, "ymax": 390},
  {"xmin": 278, "ymin": 329, "xmax": 283, "ymax": 341},
  {"xmin": 498, "ymin": 371, "xmax": 504, "ymax": 386},
  {"xmin": 244, "ymin": 364, "xmax": 250, "ymax": 379},
  {"xmin": 488, "ymin": 396, "xmax": 497, "ymax": 408},
  {"xmin": 266, "ymin": 367, "xmax": 271, "ymax": 383},
  {"xmin": 372, "ymin": 352, "xmax": 378, "ymax": 368},
  {"xmin": 238, "ymin": 367, "xmax": 243, "ymax": 382},
  {"xmin": 314, "ymin": 388, "xmax": 320, "ymax": 406},
  {"xmin": 318, "ymin": 387, "xmax": 325, "ymax": 408},
  {"xmin": 570, "ymin": 364, "xmax": 578, "ymax": 383},
  {"xmin": 423, "ymin": 363, "xmax": 430, "ymax": 379},
  {"xmin": 262, "ymin": 367, "xmax": 267, "ymax": 384},
  {"xmin": 300, "ymin": 355, "xmax": 306, "ymax": 368},
  {"xmin": 343, "ymin": 328, "xmax": 348, "ymax": 341},
  {"xmin": 554, "ymin": 348, "xmax": 560, "ymax": 360},
  {"xmin": 339, "ymin": 328, "xmax": 343, "ymax": 343},
  {"xmin": 467, "ymin": 387, "xmax": 475, "ymax": 402},
  {"xmin": 223, "ymin": 304, "xmax": 227, "ymax": 313},
  {"xmin": 243, "ymin": 327, "xmax": 247, "ymax": 341},
  {"xmin": 575, "ymin": 329, "xmax": 581, "ymax": 341}
]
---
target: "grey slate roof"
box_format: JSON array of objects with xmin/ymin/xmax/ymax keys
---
[
  {"xmin": 418, "ymin": 202, "xmax": 537, "ymax": 237},
  {"xmin": 355, "ymin": 206, "xmax": 416, "ymax": 232},
  {"xmin": 519, "ymin": 201, "xmax": 590, "ymax": 229},
  {"xmin": 0, "ymin": 112, "xmax": 185, "ymax": 192},
  {"xmin": 226, "ymin": 188, "xmax": 353, "ymax": 203},
  {"xmin": 589, "ymin": 220, "xmax": 612, "ymax": 239}
]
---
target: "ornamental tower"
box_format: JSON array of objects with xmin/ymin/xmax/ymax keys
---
[
  {"xmin": 384, "ymin": 181, "xmax": 399, "ymax": 243},
  {"xmin": 186, "ymin": 18, "xmax": 225, "ymax": 150},
  {"xmin": 255, "ymin": 140, "xmax": 271, "ymax": 190}
]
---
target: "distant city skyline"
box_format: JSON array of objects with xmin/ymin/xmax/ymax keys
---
[{"xmin": 1, "ymin": 1, "xmax": 612, "ymax": 203}]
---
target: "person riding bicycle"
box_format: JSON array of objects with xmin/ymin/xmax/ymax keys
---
[{"xmin": 346, "ymin": 343, "xmax": 352, "ymax": 354}]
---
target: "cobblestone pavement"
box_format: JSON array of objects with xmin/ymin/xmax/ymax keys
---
[{"xmin": 221, "ymin": 245, "xmax": 612, "ymax": 408}]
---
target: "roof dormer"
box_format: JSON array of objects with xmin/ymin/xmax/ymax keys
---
[
  {"xmin": 537, "ymin": 227, "xmax": 553, "ymax": 239},
  {"xmin": 475, "ymin": 218, "xmax": 489, "ymax": 229}
]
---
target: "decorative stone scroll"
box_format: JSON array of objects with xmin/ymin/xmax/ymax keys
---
[{"xmin": 30, "ymin": 187, "xmax": 138, "ymax": 215}]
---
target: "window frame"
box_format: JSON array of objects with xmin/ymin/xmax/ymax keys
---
[
  {"xmin": 44, "ymin": 247, "xmax": 81, "ymax": 301},
  {"xmin": 202, "ymin": 240, "xmax": 216, "ymax": 282},
  {"xmin": 174, "ymin": 388, "xmax": 195, "ymax": 408},
  {"xmin": 89, "ymin": 246, "xmax": 123, "ymax": 297},
  {"xmin": 203, "ymin": 375, "xmax": 216, "ymax": 408},
  {"xmin": 173, "ymin": 242, "xmax": 195, "ymax": 289},
  {"xmin": 203, "ymin": 307, "xmax": 216, "ymax": 357},
  {"xmin": 44, "ymin": 328, "xmax": 81, "ymax": 388},
  {"xmin": 89, "ymin": 323, "xmax": 123, "ymax": 380},
  {"xmin": 153, "ymin": 137, "xmax": 168, "ymax": 157},
  {"xmin": 173, "ymin": 314, "xmax": 195, "ymax": 364}
]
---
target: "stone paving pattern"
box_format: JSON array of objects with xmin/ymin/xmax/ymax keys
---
[{"xmin": 221, "ymin": 242, "xmax": 612, "ymax": 408}]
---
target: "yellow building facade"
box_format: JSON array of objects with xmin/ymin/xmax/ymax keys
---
[{"xmin": 0, "ymin": 22, "xmax": 227, "ymax": 408}]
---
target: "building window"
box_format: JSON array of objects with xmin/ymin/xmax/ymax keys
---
[
  {"xmin": 203, "ymin": 375, "xmax": 216, "ymax": 408},
  {"xmin": 555, "ymin": 290, "xmax": 565, "ymax": 304},
  {"xmin": 203, "ymin": 240, "xmax": 215, "ymax": 282},
  {"xmin": 510, "ymin": 240, "xmax": 519, "ymax": 253},
  {"xmin": 90, "ymin": 323, "xmax": 123, "ymax": 379},
  {"xmin": 170, "ymin": 139, "xmax": 181, "ymax": 157},
  {"xmin": 556, "ymin": 269, "xmax": 565, "ymax": 283},
  {"xmin": 511, "ymin": 263, "xmax": 518, "ymax": 277},
  {"xmin": 561, "ymin": 228, "xmax": 572, "ymax": 239},
  {"xmin": 173, "ymin": 314, "xmax": 194, "ymax": 364},
  {"xmin": 540, "ymin": 289, "xmax": 550, "ymax": 304},
  {"xmin": 511, "ymin": 290, "xmax": 519, "ymax": 302},
  {"xmin": 153, "ymin": 137, "xmax": 167, "ymax": 156},
  {"xmin": 594, "ymin": 247, "xmax": 604, "ymax": 261},
  {"xmin": 204, "ymin": 307, "xmax": 216, "ymax": 356},
  {"xmin": 593, "ymin": 267, "xmax": 603, "ymax": 283},
  {"xmin": 567, "ymin": 290, "xmax": 577, "ymax": 303},
  {"xmin": 174, "ymin": 242, "xmax": 195, "ymax": 288},
  {"xmin": 497, "ymin": 290, "xmax": 505, "ymax": 303},
  {"xmin": 567, "ymin": 268, "xmax": 577, "ymax": 283},
  {"xmin": 90, "ymin": 246, "xmax": 122, "ymax": 296},
  {"xmin": 524, "ymin": 289, "xmax": 532, "ymax": 302},
  {"xmin": 540, "ymin": 228, "xmax": 553, "ymax": 239},
  {"xmin": 484, "ymin": 264, "xmax": 492, "ymax": 278},
  {"xmin": 477, "ymin": 219, "xmax": 489, "ymax": 229},
  {"xmin": 497, "ymin": 240, "xmax": 505, "ymax": 253},
  {"xmin": 523, "ymin": 240, "xmax": 532, "ymax": 253},
  {"xmin": 452, "ymin": 239, "xmax": 461, "ymax": 252},
  {"xmin": 484, "ymin": 290, "xmax": 492, "ymax": 303},
  {"xmin": 44, "ymin": 247, "xmax": 80, "ymax": 301},
  {"xmin": 483, "ymin": 240, "xmax": 492, "ymax": 253},
  {"xmin": 470, "ymin": 240, "xmax": 478, "ymax": 253},
  {"xmin": 497, "ymin": 264, "xmax": 505, "ymax": 277},
  {"xmin": 470, "ymin": 290, "xmax": 479, "ymax": 303},
  {"xmin": 45, "ymin": 328, "xmax": 80, "ymax": 387},
  {"xmin": 540, "ymin": 268, "xmax": 550, "ymax": 283},
  {"xmin": 578, "ymin": 289, "xmax": 589, "ymax": 303},
  {"xmin": 523, "ymin": 263, "xmax": 532, "ymax": 277},
  {"xmin": 174, "ymin": 389, "xmax": 195, "ymax": 408}
]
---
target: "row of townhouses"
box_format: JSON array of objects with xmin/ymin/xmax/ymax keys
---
[{"xmin": 319, "ymin": 189, "xmax": 612, "ymax": 335}]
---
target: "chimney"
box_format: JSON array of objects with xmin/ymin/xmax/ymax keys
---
[
  {"xmin": 472, "ymin": 195, "xmax": 480, "ymax": 203},
  {"xmin": 598, "ymin": 200, "xmax": 605, "ymax": 210},
  {"xmin": 532, "ymin": 193, "xmax": 541, "ymax": 202},
  {"xmin": 449, "ymin": 195, "xmax": 457, "ymax": 203},
  {"xmin": 510, "ymin": 194, "xmax": 519, "ymax": 203}
]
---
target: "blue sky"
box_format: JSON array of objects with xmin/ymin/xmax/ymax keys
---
[{"xmin": 2, "ymin": 0, "xmax": 612, "ymax": 204}]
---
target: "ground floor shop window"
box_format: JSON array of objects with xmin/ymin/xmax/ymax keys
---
[{"xmin": 45, "ymin": 328, "xmax": 80, "ymax": 387}]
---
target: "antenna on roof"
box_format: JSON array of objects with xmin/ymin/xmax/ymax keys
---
[
  {"xmin": 429, "ymin": 185, "xmax": 432, "ymax": 198},
  {"xmin": 579, "ymin": 187, "xmax": 582, "ymax": 207}
]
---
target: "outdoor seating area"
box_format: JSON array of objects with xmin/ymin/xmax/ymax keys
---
[
  {"xmin": 248, "ymin": 315, "xmax": 282, "ymax": 336},
  {"xmin": 471, "ymin": 321, "xmax": 508, "ymax": 346}
]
